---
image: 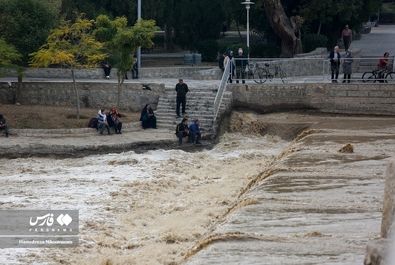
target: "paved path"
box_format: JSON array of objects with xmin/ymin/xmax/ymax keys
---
[
  {"xmin": 0, "ymin": 128, "xmax": 179, "ymax": 158},
  {"xmin": 351, "ymin": 24, "xmax": 395, "ymax": 56}
]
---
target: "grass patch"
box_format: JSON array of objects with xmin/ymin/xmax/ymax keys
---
[
  {"xmin": 382, "ymin": 2, "xmax": 395, "ymax": 13},
  {"xmin": 0, "ymin": 104, "xmax": 139, "ymax": 129}
]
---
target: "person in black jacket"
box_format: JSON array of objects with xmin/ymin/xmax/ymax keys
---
[
  {"xmin": 101, "ymin": 61, "xmax": 111, "ymax": 79},
  {"xmin": 329, "ymin": 46, "xmax": 341, "ymax": 83},
  {"xmin": 140, "ymin": 104, "xmax": 157, "ymax": 129},
  {"xmin": 175, "ymin": 79, "xmax": 189, "ymax": 117},
  {"xmin": 235, "ymin": 48, "xmax": 247, "ymax": 84},
  {"xmin": 0, "ymin": 114, "xmax": 9, "ymax": 137},
  {"xmin": 176, "ymin": 118, "xmax": 189, "ymax": 145}
]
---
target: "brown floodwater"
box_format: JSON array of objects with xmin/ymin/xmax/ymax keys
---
[{"xmin": 1, "ymin": 111, "xmax": 395, "ymax": 265}]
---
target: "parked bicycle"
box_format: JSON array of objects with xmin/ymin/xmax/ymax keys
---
[
  {"xmin": 247, "ymin": 62, "xmax": 287, "ymax": 84},
  {"xmin": 362, "ymin": 68, "xmax": 395, "ymax": 83}
]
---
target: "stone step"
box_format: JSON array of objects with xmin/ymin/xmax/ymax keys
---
[
  {"xmin": 159, "ymin": 94, "xmax": 230, "ymax": 99},
  {"xmin": 158, "ymin": 98, "xmax": 216, "ymax": 103},
  {"xmin": 157, "ymin": 121, "xmax": 214, "ymax": 127},
  {"xmin": 155, "ymin": 108, "xmax": 214, "ymax": 116},
  {"xmin": 157, "ymin": 125, "xmax": 212, "ymax": 133},
  {"xmin": 157, "ymin": 116, "xmax": 214, "ymax": 122},
  {"xmin": 162, "ymin": 90, "xmax": 217, "ymax": 94},
  {"xmin": 157, "ymin": 106, "xmax": 214, "ymax": 111}
]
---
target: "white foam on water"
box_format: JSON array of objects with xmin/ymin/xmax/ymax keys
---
[{"xmin": 0, "ymin": 133, "xmax": 288, "ymax": 264}]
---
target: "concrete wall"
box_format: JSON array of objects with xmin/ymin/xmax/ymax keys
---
[
  {"xmin": 0, "ymin": 82, "xmax": 164, "ymax": 111},
  {"xmin": 230, "ymin": 83, "xmax": 395, "ymax": 116},
  {"xmin": 4, "ymin": 67, "xmax": 222, "ymax": 80}
]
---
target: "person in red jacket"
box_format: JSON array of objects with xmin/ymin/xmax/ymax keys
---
[{"xmin": 378, "ymin": 52, "xmax": 390, "ymax": 82}]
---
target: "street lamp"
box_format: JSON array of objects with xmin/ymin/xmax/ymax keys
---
[
  {"xmin": 241, "ymin": 0, "xmax": 254, "ymax": 57},
  {"xmin": 137, "ymin": 0, "xmax": 142, "ymax": 70}
]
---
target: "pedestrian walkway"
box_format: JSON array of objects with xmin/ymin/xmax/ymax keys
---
[
  {"xmin": 351, "ymin": 24, "xmax": 395, "ymax": 56},
  {"xmin": 0, "ymin": 128, "xmax": 176, "ymax": 158}
]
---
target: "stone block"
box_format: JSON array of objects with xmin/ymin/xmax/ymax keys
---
[{"xmin": 382, "ymin": 160, "xmax": 395, "ymax": 238}]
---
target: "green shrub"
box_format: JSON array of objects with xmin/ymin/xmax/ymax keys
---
[
  {"xmin": 217, "ymin": 41, "xmax": 280, "ymax": 58},
  {"xmin": 196, "ymin": 39, "xmax": 218, "ymax": 62},
  {"xmin": 250, "ymin": 43, "xmax": 280, "ymax": 58},
  {"xmin": 380, "ymin": 13, "xmax": 395, "ymax": 24},
  {"xmin": 302, "ymin": 34, "xmax": 328, "ymax": 53}
]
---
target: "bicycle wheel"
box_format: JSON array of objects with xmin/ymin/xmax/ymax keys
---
[
  {"xmin": 385, "ymin": 72, "xmax": 395, "ymax": 83},
  {"xmin": 279, "ymin": 70, "xmax": 287, "ymax": 84},
  {"xmin": 253, "ymin": 69, "xmax": 267, "ymax": 84},
  {"xmin": 362, "ymin": 72, "xmax": 376, "ymax": 83}
]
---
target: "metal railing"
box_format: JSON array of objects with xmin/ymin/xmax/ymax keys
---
[
  {"xmin": 213, "ymin": 60, "xmax": 230, "ymax": 124},
  {"xmin": 230, "ymin": 56, "xmax": 395, "ymax": 84}
]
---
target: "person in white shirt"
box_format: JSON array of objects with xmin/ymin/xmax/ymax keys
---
[
  {"xmin": 97, "ymin": 109, "xmax": 111, "ymax": 135},
  {"xmin": 329, "ymin": 46, "xmax": 341, "ymax": 83}
]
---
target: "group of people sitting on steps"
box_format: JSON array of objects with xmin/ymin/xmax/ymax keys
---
[
  {"xmin": 89, "ymin": 107, "xmax": 124, "ymax": 135},
  {"xmin": 89, "ymin": 104, "xmax": 158, "ymax": 135},
  {"xmin": 176, "ymin": 117, "xmax": 202, "ymax": 145}
]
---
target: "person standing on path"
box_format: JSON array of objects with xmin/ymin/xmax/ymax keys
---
[
  {"xmin": 329, "ymin": 46, "xmax": 341, "ymax": 83},
  {"xmin": 175, "ymin": 79, "xmax": 189, "ymax": 118},
  {"xmin": 0, "ymin": 114, "xmax": 9, "ymax": 137},
  {"xmin": 342, "ymin": 49, "xmax": 353, "ymax": 83},
  {"xmin": 224, "ymin": 51, "xmax": 235, "ymax": 83},
  {"xmin": 342, "ymin": 25, "xmax": 353, "ymax": 51},
  {"xmin": 235, "ymin": 48, "xmax": 247, "ymax": 84}
]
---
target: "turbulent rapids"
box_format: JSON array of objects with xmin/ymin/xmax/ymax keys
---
[{"xmin": 1, "ymin": 111, "xmax": 395, "ymax": 265}]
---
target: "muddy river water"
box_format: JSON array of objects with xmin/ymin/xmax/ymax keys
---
[{"xmin": 1, "ymin": 111, "xmax": 395, "ymax": 265}]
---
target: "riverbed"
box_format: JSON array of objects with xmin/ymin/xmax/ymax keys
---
[{"xmin": 1, "ymin": 111, "xmax": 394, "ymax": 265}]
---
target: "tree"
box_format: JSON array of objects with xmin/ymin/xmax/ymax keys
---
[
  {"xmin": 171, "ymin": 0, "xmax": 225, "ymax": 50},
  {"xmin": 61, "ymin": 0, "xmax": 136, "ymax": 22},
  {"xmin": 0, "ymin": 0, "xmax": 59, "ymax": 64},
  {"xmin": 262, "ymin": 0, "xmax": 303, "ymax": 57},
  {"xmin": 95, "ymin": 15, "xmax": 157, "ymax": 107},
  {"xmin": 0, "ymin": 39, "xmax": 21, "ymax": 68},
  {"xmin": 301, "ymin": 0, "xmax": 382, "ymax": 46},
  {"xmin": 30, "ymin": 17, "xmax": 106, "ymax": 119},
  {"xmin": 0, "ymin": 39, "xmax": 23, "ymax": 103}
]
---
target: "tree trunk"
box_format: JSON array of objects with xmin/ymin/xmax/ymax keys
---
[
  {"xmin": 71, "ymin": 68, "xmax": 80, "ymax": 120},
  {"xmin": 262, "ymin": 0, "xmax": 303, "ymax": 57},
  {"xmin": 164, "ymin": 24, "xmax": 174, "ymax": 51},
  {"xmin": 15, "ymin": 67, "xmax": 23, "ymax": 104},
  {"xmin": 117, "ymin": 71, "xmax": 125, "ymax": 108},
  {"xmin": 317, "ymin": 22, "xmax": 322, "ymax": 35},
  {"xmin": 236, "ymin": 20, "xmax": 244, "ymax": 44}
]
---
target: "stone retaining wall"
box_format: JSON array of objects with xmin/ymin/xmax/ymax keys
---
[
  {"xmin": 4, "ymin": 67, "xmax": 222, "ymax": 80},
  {"xmin": 230, "ymin": 83, "xmax": 395, "ymax": 116},
  {"xmin": 0, "ymin": 82, "xmax": 164, "ymax": 111}
]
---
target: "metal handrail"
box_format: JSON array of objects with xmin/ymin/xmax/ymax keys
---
[
  {"xmin": 213, "ymin": 60, "xmax": 230, "ymax": 124},
  {"xmin": 231, "ymin": 56, "xmax": 395, "ymax": 83}
]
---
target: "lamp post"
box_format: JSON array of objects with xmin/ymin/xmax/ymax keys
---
[
  {"xmin": 241, "ymin": 0, "xmax": 254, "ymax": 57},
  {"xmin": 137, "ymin": 0, "xmax": 142, "ymax": 69}
]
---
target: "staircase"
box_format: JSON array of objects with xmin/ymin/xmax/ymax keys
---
[{"xmin": 155, "ymin": 84, "xmax": 232, "ymax": 137}]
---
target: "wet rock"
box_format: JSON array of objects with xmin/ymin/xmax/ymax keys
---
[
  {"xmin": 364, "ymin": 160, "xmax": 395, "ymax": 265},
  {"xmin": 364, "ymin": 239, "xmax": 389, "ymax": 265},
  {"xmin": 382, "ymin": 160, "xmax": 395, "ymax": 238},
  {"xmin": 338, "ymin": 143, "xmax": 354, "ymax": 153}
]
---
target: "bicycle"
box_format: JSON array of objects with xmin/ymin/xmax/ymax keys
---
[
  {"xmin": 247, "ymin": 62, "xmax": 287, "ymax": 84},
  {"xmin": 362, "ymin": 68, "xmax": 395, "ymax": 83}
]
